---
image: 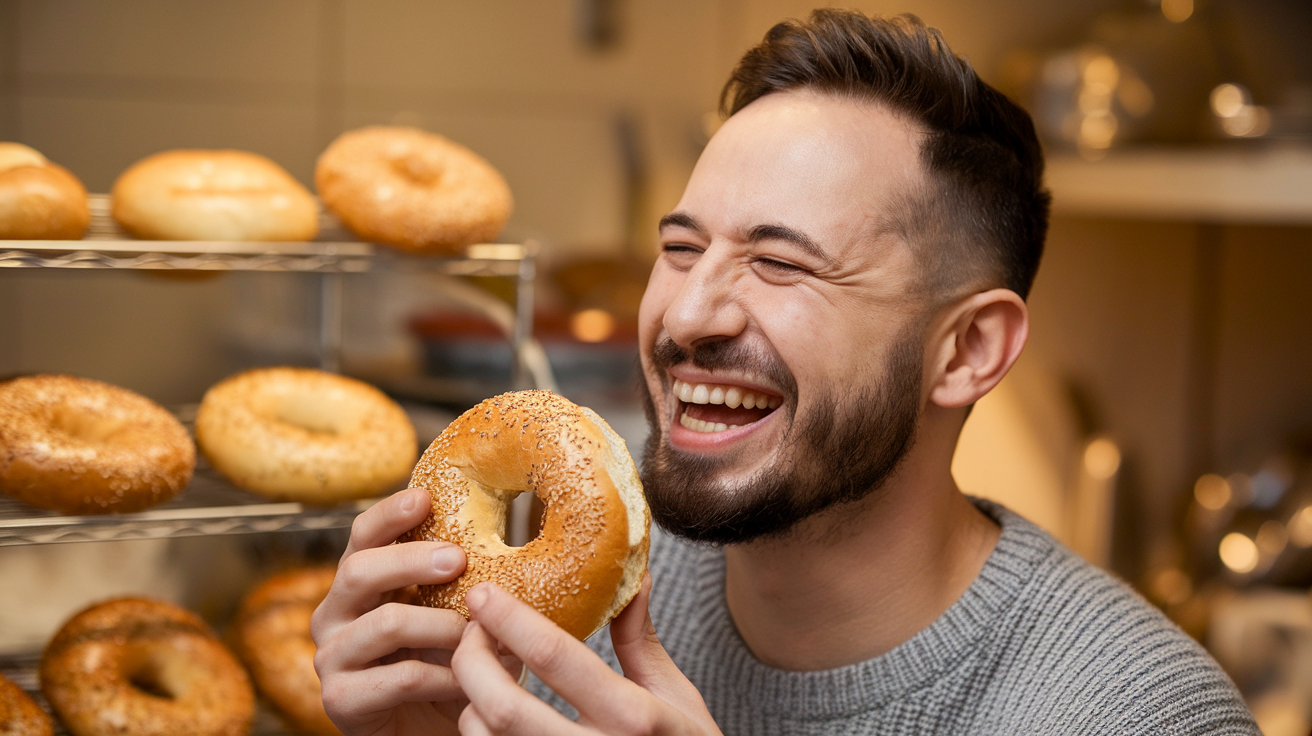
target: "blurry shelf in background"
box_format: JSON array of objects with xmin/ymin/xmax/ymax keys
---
[
  {"xmin": 0, "ymin": 466, "xmax": 376, "ymax": 547},
  {"xmin": 0, "ymin": 400, "xmax": 376, "ymax": 547},
  {"xmin": 1047, "ymin": 147, "xmax": 1312, "ymax": 225},
  {"xmin": 0, "ymin": 194, "xmax": 531, "ymax": 275}
]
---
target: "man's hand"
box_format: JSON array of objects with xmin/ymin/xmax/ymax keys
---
[
  {"xmin": 451, "ymin": 576, "xmax": 722, "ymax": 735},
  {"xmin": 311, "ymin": 487, "xmax": 484, "ymax": 736}
]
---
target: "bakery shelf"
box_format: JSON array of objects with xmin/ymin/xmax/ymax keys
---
[
  {"xmin": 0, "ymin": 463, "xmax": 376, "ymax": 547},
  {"xmin": 0, "ymin": 652, "xmax": 295, "ymax": 736},
  {"xmin": 0, "ymin": 194, "xmax": 532, "ymax": 276},
  {"xmin": 0, "ymin": 193, "xmax": 549, "ymax": 385}
]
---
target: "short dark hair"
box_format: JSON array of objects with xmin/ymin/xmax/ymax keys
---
[{"xmin": 721, "ymin": 10, "xmax": 1050, "ymax": 300}]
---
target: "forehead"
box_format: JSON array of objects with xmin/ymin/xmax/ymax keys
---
[{"xmin": 677, "ymin": 89, "xmax": 925, "ymax": 246}]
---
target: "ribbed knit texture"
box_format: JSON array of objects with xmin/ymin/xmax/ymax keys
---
[{"xmin": 528, "ymin": 500, "xmax": 1259, "ymax": 735}]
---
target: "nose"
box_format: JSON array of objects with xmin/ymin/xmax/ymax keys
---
[{"xmin": 662, "ymin": 248, "xmax": 749, "ymax": 349}]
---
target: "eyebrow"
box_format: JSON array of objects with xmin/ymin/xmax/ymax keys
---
[
  {"xmin": 658, "ymin": 211, "xmax": 837, "ymax": 268},
  {"xmin": 658, "ymin": 211, "xmax": 706, "ymax": 235}
]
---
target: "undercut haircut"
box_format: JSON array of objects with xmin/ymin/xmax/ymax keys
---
[{"xmin": 721, "ymin": 10, "xmax": 1051, "ymax": 300}]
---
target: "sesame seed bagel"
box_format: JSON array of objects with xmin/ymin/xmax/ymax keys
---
[
  {"xmin": 404, "ymin": 390, "xmax": 649, "ymax": 640},
  {"xmin": 315, "ymin": 126, "xmax": 513, "ymax": 254},
  {"xmin": 232, "ymin": 567, "xmax": 340, "ymax": 736},
  {"xmin": 111, "ymin": 149, "xmax": 318, "ymax": 241},
  {"xmin": 0, "ymin": 375, "xmax": 195, "ymax": 514},
  {"xmin": 40, "ymin": 598, "xmax": 255, "ymax": 736},
  {"xmin": 0, "ymin": 673, "xmax": 53, "ymax": 736},
  {"xmin": 195, "ymin": 368, "xmax": 416, "ymax": 503},
  {"xmin": 0, "ymin": 142, "xmax": 90, "ymax": 240}
]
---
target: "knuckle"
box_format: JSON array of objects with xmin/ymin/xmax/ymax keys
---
[
  {"xmin": 522, "ymin": 633, "xmax": 569, "ymax": 676},
  {"xmin": 312, "ymin": 643, "xmax": 334, "ymax": 676},
  {"xmin": 480, "ymin": 697, "xmax": 524, "ymax": 732},
  {"xmin": 392, "ymin": 660, "xmax": 424, "ymax": 694},
  {"xmin": 372, "ymin": 602, "xmax": 405, "ymax": 639},
  {"xmin": 349, "ymin": 513, "xmax": 371, "ymax": 544},
  {"xmin": 320, "ymin": 679, "xmax": 348, "ymax": 717},
  {"xmin": 336, "ymin": 551, "xmax": 374, "ymax": 591}
]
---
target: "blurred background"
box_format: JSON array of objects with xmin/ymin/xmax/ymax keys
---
[{"xmin": 1, "ymin": 0, "xmax": 1310, "ymax": 733}]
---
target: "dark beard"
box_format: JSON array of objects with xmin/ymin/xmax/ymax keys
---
[{"xmin": 638, "ymin": 330, "xmax": 923, "ymax": 545}]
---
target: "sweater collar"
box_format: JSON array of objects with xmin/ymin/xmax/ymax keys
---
[{"xmin": 683, "ymin": 500, "xmax": 1055, "ymax": 719}]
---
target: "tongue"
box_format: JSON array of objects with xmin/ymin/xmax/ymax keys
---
[{"xmin": 685, "ymin": 403, "xmax": 774, "ymax": 425}]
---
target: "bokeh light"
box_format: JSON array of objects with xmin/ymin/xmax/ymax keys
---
[
  {"xmin": 1194, "ymin": 474, "xmax": 1232, "ymax": 510},
  {"xmin": 570, "ymin": 308, "xmax": 616, "ymax": 343},
  {"xmin": 1219, "ymin": 532, "xmax": 1260, "ymax": 574},
  {"xmin": 1083, "ymin": 437, "xmax": 1122, "ymax": 480}
]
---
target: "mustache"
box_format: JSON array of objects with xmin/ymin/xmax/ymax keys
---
[{"xmin": 650, "ymin": 337, "xmax": 797, "ymax": 401}]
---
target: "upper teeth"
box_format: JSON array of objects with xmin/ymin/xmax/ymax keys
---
[{"xmin": 672, "ymin": 379, "xmax": 781, "ymax": 410}]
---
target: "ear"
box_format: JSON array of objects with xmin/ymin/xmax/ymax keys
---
[{"xmin": 926, "ymin": 288, "xmax": 1028, "ymax": 409}]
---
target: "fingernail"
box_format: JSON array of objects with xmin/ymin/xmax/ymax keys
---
[
  {"xmin": 466, "ymin": 584, "xmax": 489, "ymax": 612},
  {"xmin": 401, "ymin": 490, "xmax": 418, "ymax": 514},
  {"xmin": 432, "ymin": 547, "xmax": 461, "ymax": 575}
]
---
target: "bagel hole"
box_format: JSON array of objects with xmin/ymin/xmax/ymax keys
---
[
  {"xmin": 503, "ymin": 491, "xmax": 546, "ymax": 548},
  {"xmin": 127, "ymin": 658, "xmax": 177, "ymax": 700},
  {"xmin": 391, "ymin": 155, "xmax": 442, "ymax": 185},
  {"xmin": 274, "ymin": 394, "xmax": 361, "ymax": 436},
  {"xmin": 51, "ymin": 406, "xmax": 127, "ymax": 443}
]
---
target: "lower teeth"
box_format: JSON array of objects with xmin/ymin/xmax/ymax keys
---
[{"xmin": 679, "ymin": 412, "xmax": 740, "ymax": 434}]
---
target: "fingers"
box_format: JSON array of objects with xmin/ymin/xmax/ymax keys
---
[
  {"xmin": 316, "ymin": 541, "xmax": 464, "ymax": 639},
  {"xmin": 453, "ymin": 620, "xmax": 586, "ymax": 736},
  {"xmin": 341, "ymin": 487, "xmax": 432, "ymax": 560},
  {"xmin": 315, "ymin": 602, "xmax": 466, "ymax": 672},
  {"xmin": 321, "ymin": 657, "xmax": 464, "ymax": 723},
  {"xmin": 463, "ymin": 583, "xmax": 650, "ymax": 723},
  {"xmin": 611, "ymin": 574, "xmax": 715, "ymax": 730}
]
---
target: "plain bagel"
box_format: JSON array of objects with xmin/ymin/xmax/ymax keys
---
[
  {"xmin": 112, "ymin": 149, "xmax": 318, "ymax": 241},
  {"xmin": 0, "ymin": 142, "xmax": 90, "ymax": 240},
  {"xmin": 404, "ymin": 390, "xmax": 649, "ymax": 640},
  {"xmin": 195, "ymin": 367, "xmax": 416, "ymax": 503},
  {"xmin": 315, "ymin": 125, "xmax": 512, "ymax": 254}
]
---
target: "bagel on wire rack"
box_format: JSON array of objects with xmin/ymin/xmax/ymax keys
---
[
  {"xmin": 40, "ymin": 598, "xmax": 255, "ymax": 736},
  {"xmin": 315, "ymin": 125, "xmax": 513, "ymax": 255},
  {"xmin": 195, "ymin": 367, "xmax": 416, "ymax": 503},
  {"xmin": 0, "ymin": 374, "xmax": 195, "ymax": 514},
  {"xmin": 111, "ymin": 149, "xmax": 318, "ymax": 241},
  {"xmin": 232, "ymin": 567, "xmax": 340, "ymax": 736},
  {"xmin": 0, "ymin": 672, "xmax": 53, "ymax": 736},
  {"xmin": 404, "ymin": 390, "xmax": 649, "ymax": 640},
  {"xmin": 0, "ymin": 142, "xmax": 90, "ymax": 240}
]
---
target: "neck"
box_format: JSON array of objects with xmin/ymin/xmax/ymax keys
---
[{"xmin": 722, "ymin": 408, "xmax": 1000, "ymax": 671}]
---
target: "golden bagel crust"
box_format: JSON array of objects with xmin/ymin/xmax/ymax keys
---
[
  {"xmin": 0, "ymin": 673, "xmax": 53, "ymax": 736},
  {"xmin": 112, "ymin": 149, "xmax": 318, "ymax": 241},
  {"xmin": 40, "ymin": 598, "xmax": 255, "ymax": 736},
  {"xmin": 0, "ymin": 375, "xmax": 195, "ymax": 514},
  {"xmin": 404, "ymin": 391, "xmax": 649, "ymax": 641},
  {"xmin": 232, "ymin": 567, "xmax": 340, "ymax": 736},
  {"xmin": 315, "ymin": 126, "xmax": 512, "ymax": 254},
  {"xmin": 195, "ymin": 368, "xmax": 416, "ymax": 503},
  {"xmin": 0, "ymin": 142, "xmax": 89, "ymax": 240}
]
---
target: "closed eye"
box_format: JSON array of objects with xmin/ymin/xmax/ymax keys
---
[
  {"xmin": 756, "ymin": 258, "xmax": 805, "ymax": 274},
  {"xmin": 661, "ymin": 242, "xmax": 702, "ymax": 270}
]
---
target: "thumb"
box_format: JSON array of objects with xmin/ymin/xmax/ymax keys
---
[{"xmin": 611, "ymin": 574, "xmax": 706, "ymax": 712}]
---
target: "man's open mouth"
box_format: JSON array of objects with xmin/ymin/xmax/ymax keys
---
[{"xmin": 672, "ymin": 378, "xmax": 783, "ymax": 433}]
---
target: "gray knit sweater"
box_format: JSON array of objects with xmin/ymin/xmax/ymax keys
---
[{"xmin": 528, "ymin": 500, "xmax": 1258, "ymax": 735}]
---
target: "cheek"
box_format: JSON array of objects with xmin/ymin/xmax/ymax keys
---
[{"xmin": 753, "ymin": 295, "xmax": 882, "ymax": 400}]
